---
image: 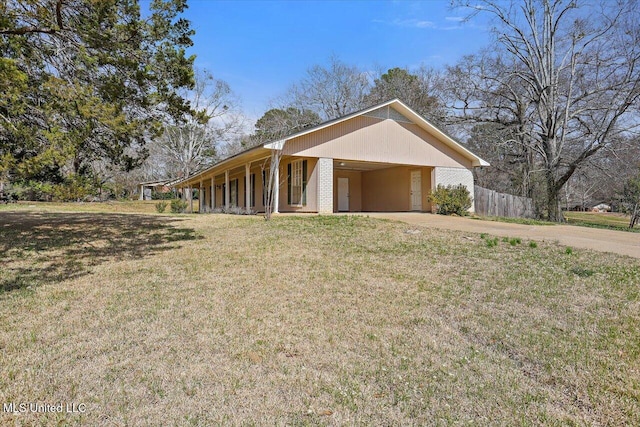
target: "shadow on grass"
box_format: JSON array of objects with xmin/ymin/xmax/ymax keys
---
[{"xmin": 0, "ymin": 212, "xmax": 201, "ymax": 293}]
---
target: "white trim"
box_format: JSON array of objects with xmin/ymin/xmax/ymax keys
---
[{"xmin": 263, "ymin": 140, "xmax": 285, "ymax": 150}]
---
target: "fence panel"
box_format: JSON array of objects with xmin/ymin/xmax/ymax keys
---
[{"xmin": 474, "ymin": 186, "xmax": 535, "ymax": 218}]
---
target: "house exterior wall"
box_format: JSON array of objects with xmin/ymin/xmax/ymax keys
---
[
  {"xmin": 361, "ymin": 166, "xmax": 410, "ymax": 211},
  {"xmin": 359, "ymin": 166, "xmax": 433, "ymax": 212},
  {"xmin": 278, "ymin": 157, "xmax": 318, "ymax": 213},
  {"xmin": 333, "ymin": 170, "xmax": 362, "ymax": 212},
  {"xmin": 284, "ymin": 115, "xmax": 473, "ymax": 168},
  {"xmin": 432, "ymin": 167, "xmax": 475, "ymax": 213}
]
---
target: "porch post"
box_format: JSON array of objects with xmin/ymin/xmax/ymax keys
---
[
  {"xmin": 225, "ymin": 170, "xmax": 230, "ymax": 209},
  {"xmin": 139, "ymin": 184, "xmax": 144, "ymax": 200},
  {"xmin": 273, "ymin": 164, "xmax": 279, "ymax": 214},
  {"xmin": 211, "ymin": 176, "xmax": 216, "ymax": 211},
  {"xmin": 316, "ymin": 158, "xmax": 334, "ymax": 213},
  {"xmin": 245, "ymin": 163, "xmax": 251, "ymax": 210},
  {"xmin": 199, "ymin": 180, "xmax": 203, "ymax": 213},
  {"xmin": 189, "ymin": 185, "xmax": 193, "ymax": 213}
]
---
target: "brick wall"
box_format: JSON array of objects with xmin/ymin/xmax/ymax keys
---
[
  {"xmin": 432, "ymin": 167, "xmax": 475, "ymax": 213},
  {"xmin": 317, "ymin": 158, "xmax": 334, "ymax": 213}
]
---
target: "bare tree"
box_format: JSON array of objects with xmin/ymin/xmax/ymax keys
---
[
  {"xmin": 286, "ymin": 56, "xmax": 370, "ymax": 120},
  {"xmin": 456, "ymin": 0, "xmax": 640, "ymax": 221},
  {"xmin": 154, "ymin": 69, "xmax": 243, "ymax": 179},
  {"xmin": 621, "ymin": 170, "xmax": 640, "ymax": 228},
  {"xmin": 254, "ymin": 107, "xmax": 321, "ymax": 142},
  {"xmin": 446, "ymin": 52, "xmax": 539, "ymax": 199},
  {"xmin": 260, "ymin": 148, "xmax": 284, "ymax": 221}
]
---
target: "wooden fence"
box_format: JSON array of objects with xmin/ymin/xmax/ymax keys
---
[{"xmin": 474, "ymin": 186, "xmax": 536, "ymax": 219}]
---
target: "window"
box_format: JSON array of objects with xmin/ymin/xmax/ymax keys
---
[
  {"xmin": 288, "ymin": 160, "xmax": 307, "ymax": 206},
  {"xmin": 230, "ymin": 179, "xmax": 238, "ymax": 207},
  {"xmin": 222, "ymin": 179, "xmax": 239, "ymax": 207}
]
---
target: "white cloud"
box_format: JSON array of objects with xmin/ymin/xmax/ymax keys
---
[
  {"xmin": 372, "ymin": 18, "xmax": 435, "ymax": 29},
  {"xmin": 373, "ymin": 17, "xmax": 466, "ymax": 31},
  {"xmin": 393, "ymin": 18, "xmax": 435, "ymax": 28}
]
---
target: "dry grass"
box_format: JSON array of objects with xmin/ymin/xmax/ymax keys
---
[
  {"xmin": 564, "ymin": 211, "xmax": 637, "ymax": 232},
  {"xmin": 0, "ymin": 200, "xmax": 164, "ymax": 215},
  {"xmin": 1, "ymin": 206, "xmax": 639, "ymax": 425}
]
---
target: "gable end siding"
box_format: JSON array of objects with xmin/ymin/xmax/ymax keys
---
[{"xmin": 283, "ymin": 116, "xmax": 472, "ymax": 168}]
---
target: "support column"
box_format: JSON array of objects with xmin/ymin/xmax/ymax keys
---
[
  {"xmin": 199, "ymin": 180, "xmax": 203, "ymax": 213},
  {"xmin": 189, "ymin": 185, "xmax": 193, "ymax": 213},
  {"xmin": 211, "ymin": 176, "xmax": 216, "ymax": 212},
  {"xmin": 316, "ymin": 158, "xmax": 334, "ymax": 214},
  {"xmin": 139, "ymin": 184, "xmax": 144, "ymax": 200},
  {"xmin": 273, "ymin": 165, "xmax": 279, "ymax": 214},
  {"xmin": 225, "ymin": 170, "xmax": 230, "ymax": 210},
  {"xmin": 245, "ymin": 163, "xmax": 251, "ymax": 210}
]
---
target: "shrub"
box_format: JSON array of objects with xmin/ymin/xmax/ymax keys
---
[
  {"xmin": 152, "ymin": 190, "xmax": 175, "ymax": 200},
  {"xmin": 429, "ymin": 184, "xmax": 472, "ymax": 216},
  {"xmin": 213, "ymin": 206, "xmax": 255, "ymax": 215},
  {"xmin": 170, "ymin": 199, "xmax": 188, "ymax": 213},
  {"xmin": 155, "ymin": 201, "xmax": 168, "ymax": 213},
  {"xmin": 52, "ymin": 175, "xmax": 95, "ymax": 202}
]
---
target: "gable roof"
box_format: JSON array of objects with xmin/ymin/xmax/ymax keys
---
[
  {"xmin": 175, "ymin": 99, "xmax": 489, "ymax": 187},
  {"xmin": 264, "ymin": 99, "xmax": 489, "ymax": 167}
]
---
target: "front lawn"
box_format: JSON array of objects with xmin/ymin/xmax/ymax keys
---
[{"xmin": 1, "ymin": 207, "xmax": 638, "ymax": 425}]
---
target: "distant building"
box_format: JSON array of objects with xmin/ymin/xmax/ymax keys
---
[
  {"xmin": 591, "ymin": 203, "xmax": 611, "ymax": 213},
  {"xmin": 138, "ymin": 179, "xmax": 179, "ymax": 200}
]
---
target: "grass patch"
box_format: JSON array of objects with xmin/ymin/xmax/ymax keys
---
[
  {"xmin": 475, "ymin": 212, "xmax": 639, "ymax": 233},
  {"xmin": 1, "ymin": 205, "xmax": 639, "ymax": 425},
  {"xmin": 0, "ymin": 211, "xmax": 198, "ymax": 292},
  {"xmin": 570, "ymin": 266, "xmax": 594, "ymax": 277},
  {"xmin": 564, "ymin": 211, "xmax": 639, "ymax": 232},
  {"xmin": 471, "ymin": 215, "xmax": 554, "ymax": 226}
]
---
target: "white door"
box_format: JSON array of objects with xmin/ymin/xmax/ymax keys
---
[
  {"xmin": 410, "ymin": 170, "xmax": 422, "ymax": 211},
  {"xmin": 338, "ymin": 177, "xmax": 349, "ymax": 211}
]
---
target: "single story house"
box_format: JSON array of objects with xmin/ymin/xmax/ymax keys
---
[{"xmin": 175, "ymin": 99, "xmax": 489, "ymax": 214}]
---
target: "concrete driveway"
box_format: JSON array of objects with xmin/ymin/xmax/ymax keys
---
[{"xmin": 356, "ymin": 212, "xmax": 640, "ymax": 259}]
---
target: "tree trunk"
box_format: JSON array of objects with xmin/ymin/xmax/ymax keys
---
[{"xmin": 546, "ymin": 172, "xmax": 564, "ymax": 222}]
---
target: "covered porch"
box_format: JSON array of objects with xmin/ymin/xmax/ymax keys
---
[
  {"xmin": 332, "ymin": 159, "xmax": 434, "ymax": 213},
  {"xmin": 176, "ymin": 147, "xmax": 273, "ymax": 214}
]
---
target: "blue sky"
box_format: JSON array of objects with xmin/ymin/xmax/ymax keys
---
[{"xmin": 181, "ymin": 0, "xmax": 493, "ymax": 120}]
